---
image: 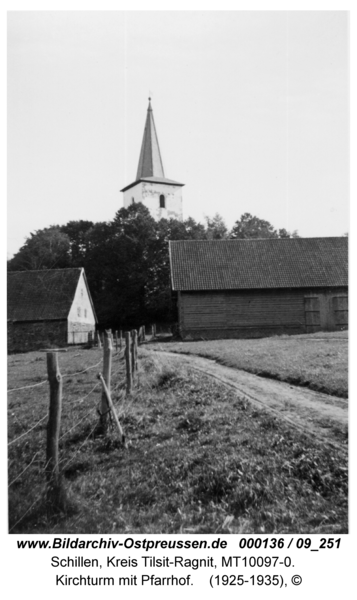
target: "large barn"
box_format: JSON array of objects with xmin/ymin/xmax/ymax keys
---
[
  {"xmin": 169, "ymin": 237, "xmax": 348, "ymax": 340},
  {"xmin": 7, "ymin": 268, "xmax": 97, "ymax": 352}
]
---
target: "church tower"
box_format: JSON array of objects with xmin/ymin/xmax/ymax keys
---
[{"xmin": 121, "ymin": 99, "xmax": 184, "ymax": 221}]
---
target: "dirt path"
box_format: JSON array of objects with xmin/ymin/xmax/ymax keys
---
[{"xmin": 151, "ymin": 350, "xmax": 348, "ymax": 452}]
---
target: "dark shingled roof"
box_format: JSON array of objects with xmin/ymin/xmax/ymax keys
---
[
  {"xmin": 121, "ymin": 176, "xmax": 184, "ymax": 192},
  {"xmin": 8, "ymin": 268, "xmax": 84, "ymax": 321},
  {"xmin": 169, "ymin": 237, "xmax": 348, "ymax": 291},
  {"xmin": 120, "ymin": 100, "xmax": 184, "ymax": 192}
]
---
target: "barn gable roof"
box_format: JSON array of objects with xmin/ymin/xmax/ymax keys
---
[
  {"xmin": 169, "ymin": 237, "xmax": 348, "ymax": 291},
  {"xmin": 7, "ymin": 268, "xmax": 96, "ymax": 322}
]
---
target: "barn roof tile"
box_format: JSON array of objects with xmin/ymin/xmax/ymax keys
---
[
  {"xmin": 7, "ymin": 268, "xmax": 85, "ymax": 321},
  {"xmin": 169, "ymin": 237, "xmax": 348, "ymax": 291}
]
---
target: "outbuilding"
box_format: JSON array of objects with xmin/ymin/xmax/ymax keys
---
[
  {"xmin": 169, "ymin": 237, "xmax": 348, "ymax": 339},
  {"xmin": 7, "ymin": 268, "xmax": 97, "ymax": 352}
]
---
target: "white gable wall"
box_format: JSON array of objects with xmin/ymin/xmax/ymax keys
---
[{"xmin": 67, "ymin": 270, "xmax": 96, "ymax": 344}]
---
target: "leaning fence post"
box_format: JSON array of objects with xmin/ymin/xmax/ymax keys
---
[
  {"xmin": 125, "ymin": 331, "xmax": 132, "ymax": 393},
  {"xmin": 98, "ymin": 373, "xmax": 125, "ymax": 445},
  {"xmin": 119, "ymin": 330, "xmax": 123, "ymax": 351},
  {"xmin": 46, "ymin": 352, "xmax": 65, "ymax": 511},
  {"xmin": 100, "ymin": 331, "xmax": 113, "ymax": 433}
]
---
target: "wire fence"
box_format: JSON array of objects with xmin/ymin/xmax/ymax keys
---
[{"xmin": 8, "ymin": 326, "xmax": 146, "ymax": 532}]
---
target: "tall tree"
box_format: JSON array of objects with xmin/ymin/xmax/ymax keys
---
[
  {"xmin": 230, "ymin": 213, "xmax": 298, "ymax": 239},
  {"xmin": 147, "ymin": 216, "xmax": 209, "ymax": 322},
  {"xmin": 94, "ymin": 203, "xmax": 158, "ymax": 326},
  {"xmin": 205, "ymin": 213, "xmax": 228, "ymax": 239},
  {"xmin": 60, "ymin": 220, "xmax": 94, "ymax": 264},
  {"xmin": 8, "ymin": 226, "xmax": 71, "ymax": 271}
]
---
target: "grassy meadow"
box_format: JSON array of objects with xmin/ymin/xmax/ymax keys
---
[
  {"xmin": 156, "ymin": 331, "xmax": 348, "ymax": 398},
  {"xmin": 8, "ymin": 344, "xmax": 348, "ymax": 534}
]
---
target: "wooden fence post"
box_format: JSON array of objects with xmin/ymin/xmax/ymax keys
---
[
  {"xmin": 46, "ymin": 352, "xmax": 66, "ymax": 511},
  {"xmin": 97, "ymin": 331, "xmax": 102, "ymax": 349},
  {"xmin": 142, "ymin": 326, "xmax": 146, "ymax": 342},
  {"xmin": 131, "ymin": 330, "xmax": 137, "ymax": 374},
  {"xmin": 134, "ymin": 330, "xmax": 138, "ymax": 371},
  {"xmin": 100, "ymin": 331, "xmax": 113, "ymax": 433},
  {"xmin": 119, "ymin": 330, "xmax": 123, "ymax": 350},
  {"xmin": 98, "ymin": 373, "xmax": 125, "ymax": 445},
  {"xmin": 115, "ymin": 330, "xmax": 119, "ymax": 352},
  {"xmin": 125, "ymin": 331, "xmax": 132, "ymax": 394}
]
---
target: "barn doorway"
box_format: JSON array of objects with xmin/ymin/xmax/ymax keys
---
[
  {"xmin": 304, "ymin": 296, "xmax": 320, "ymax": 333},
  {"xmin": 304, "ymin": 293, "xmax": 348, "ymax": 333}
]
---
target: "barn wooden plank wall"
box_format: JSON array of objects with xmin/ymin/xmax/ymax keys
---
[{"xmin": 179, "ymin": 287, "xmax": 348, "ymax": 339}]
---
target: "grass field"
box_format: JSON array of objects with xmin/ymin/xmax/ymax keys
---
[
  {"xmin": 8, "ymin": 345, "xmax": 348, "ymax": 534},
  {"xmin": 155, "ymin": 331, "xmax": 348, "ymax": 398}
]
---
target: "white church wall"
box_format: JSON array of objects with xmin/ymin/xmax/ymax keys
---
[
  {"xmin": 123, "ymin": 183, "xmax": 144, "ymax": 209},
  {"xmin": 124, "ymin": 182, "xmax": 183, "ymax": 221}
]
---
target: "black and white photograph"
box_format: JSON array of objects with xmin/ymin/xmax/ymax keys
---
[{"xmin": 5, "ymin": 6, "xmax": 353, "ymax": 596}]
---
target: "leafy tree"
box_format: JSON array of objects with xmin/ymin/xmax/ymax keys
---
[
  {"xmin": 60, "ymin": 220, "xmax": 94, "ymax": 264},
  {"xmin": 8, "ymin": 226, "xmax": 71, "ymax": 271},
  {"xmin": 230, "ymin": 213, "xmax": 298, "ymax": 239},
  {"xmin": 82, "ymin": 204, "xmax": 159, "ymax": 327},
  {"xmin": 147, "ymin": 216, "xmax": 209, "ymax": 322},
  {"xmin": 205, "ymin": 213, "xmax": 228, "ymax": 239},
  {"xmin": 8, "ymin": 207, "xmax": 300, "ymax": 329},
  {"xmin": 183, "ymin": 217, "xmax": 207, "ymax": 240}
]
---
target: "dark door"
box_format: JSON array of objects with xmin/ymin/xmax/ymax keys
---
[
  {"xmin": 332, "ymin": 295, "xmax": 348, "ymax": 329},
  {"xmin": 304, "ymin": 296, "xmax": 320, "ymax": 333}
]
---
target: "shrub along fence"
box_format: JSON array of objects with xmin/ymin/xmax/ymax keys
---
[{"xmin": 8, "ymin": 326, "xmax": 148, "ymax": 520}]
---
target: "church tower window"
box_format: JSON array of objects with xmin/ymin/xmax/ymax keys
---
[{"xmin": 160, "ymin": 194, "xmax": 166, "ymax": 208}]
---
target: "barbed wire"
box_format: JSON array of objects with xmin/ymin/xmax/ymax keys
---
[
  {"xmin": 7, "ymin": 380, "xmax": 48, "ymax": 393},
  {"xmin": 62, "ymin": 359, "xmax": 103, "ymax": 379},
  {"xmin": 59, "ymin": 422, "xmax": 98, "ymax": 472},
  {"xmin": 8, "ymin": 452, "xmax": 40, "ymax": 487},
  {"xmin": 8, "ymin": 415, "xmax": 47, "ymax": 447},
  {"xmin": 8, "ymin": 359, "xmax": 103, "ymax": 393},
  {"xmin": 65, "ymin": 381, "xmax": 101, "ymax": 406},
  {"xmin": 8, "ymin": 363, "xmax": 121, "ymax": 446},
  {"xmin": 9, "ymin": 492, "xmax": 44, "ymax": 533},
  {"xmin": 59, "ymin": 406, "xmax": 98, "ymax": 442}
]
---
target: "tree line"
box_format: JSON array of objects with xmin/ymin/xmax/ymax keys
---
[{"xmin": 7, "ymin": 205, "xmax": 298, "ymax": 328}]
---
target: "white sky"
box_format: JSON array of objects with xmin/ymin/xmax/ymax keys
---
[{"xmin": 7, "ymin": 10, "xmax": 349, "ymax": 257}]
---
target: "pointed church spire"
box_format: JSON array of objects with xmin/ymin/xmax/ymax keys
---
[{"xmin": 136, "ymin": 98, "xmax": 165, "ymax": 179}]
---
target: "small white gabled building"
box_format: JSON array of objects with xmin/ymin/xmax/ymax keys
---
[
  {"xmin": 121, "ymin": 99, "xmax": 184, "ymax": 221},
  {"xmin": 7, "ymin": 268, "xmax": 97, "ymax": 352}
]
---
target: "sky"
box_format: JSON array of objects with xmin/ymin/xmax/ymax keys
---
[{"xmin": 7, "ymin": 10, "xmax": 349, "ymax": 257}]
